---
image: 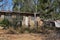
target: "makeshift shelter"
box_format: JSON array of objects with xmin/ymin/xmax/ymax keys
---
[{"xmin": 0, "ymin": 11, "xmax": 41, "ymax": 27}]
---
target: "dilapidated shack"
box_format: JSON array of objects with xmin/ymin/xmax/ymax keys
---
[{"xmin": 0, "ymin": 11, "xmax": 43, "ymax": 27}]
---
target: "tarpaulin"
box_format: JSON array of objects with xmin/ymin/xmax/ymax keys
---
[{"xmin": 55, "ymin": 20, "xmax": 60, "ymax": 28}]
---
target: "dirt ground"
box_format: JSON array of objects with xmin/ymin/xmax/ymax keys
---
[
  {"xmin": 0, "ymin": 30, "xmax": 60, "ymax": 40},
  {"xmin": 0, "ymin": 33, "xmax": 45, "ymax": 40},
  {"xmin": 0, "ymin": 30, "xmax": 43, "ymax": 40}
]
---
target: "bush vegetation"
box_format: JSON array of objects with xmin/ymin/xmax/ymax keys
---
[
  {"xmin": 0, "ymin": 18, "xmax": 56, "ymax": 34},
  {"xmin": 0, "ymin": 19, "xmax": 11, "ymax": 29}
]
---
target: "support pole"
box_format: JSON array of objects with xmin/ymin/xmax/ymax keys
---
[{"xmin": 34, "ymin": 12, "xmax": 37, "ymax": 27}]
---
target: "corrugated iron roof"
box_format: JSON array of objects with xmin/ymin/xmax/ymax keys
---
[
  {"xmin": 0, "ymin": 11, "xmax": 39, "ymax": 14},
  {"xmin": 0, "ymin": 11, "xmax": 40, "ymax": 16}
]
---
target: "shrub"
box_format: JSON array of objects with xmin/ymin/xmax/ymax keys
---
[{"xmin": 0, "ymin": 19, "xmax": 11, "ymax": 29}]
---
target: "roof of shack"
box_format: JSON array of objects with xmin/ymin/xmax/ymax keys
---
[{"xmin": 0, "ymin": 11, "xmax": 40, "ymax": 16}]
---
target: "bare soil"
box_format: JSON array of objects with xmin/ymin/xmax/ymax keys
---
[
  {"xmin": 0, "ymin": 29, "xmax": 60, "ymax": 40},
  {"xmin": 0, "ymin": 33, "xmax": 44, "ymax": 40}
]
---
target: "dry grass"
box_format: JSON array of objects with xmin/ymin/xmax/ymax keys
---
[
  {"xmin": 0, "ymin": 28, "xmax": 60, "ymax": 40},
  {"xmin": 0, "ymin": 29, "xmax": 45, "ymax": 40},
  {"xmin": 0, "ymin": 33, "xmax": 43, "ymax": 40}
]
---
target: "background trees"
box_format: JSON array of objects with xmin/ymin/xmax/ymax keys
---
[
  {"xmin": 0, "ymin": 0, "xmax": 60, "ymax": 20},
  {"xmin": 13, "ymin": 0, "xmax": 60, "ymax": 20},
  {"xmin": 13, "ymin": 0, "xmax": 39, "ymax": 13},
  {"xmin": 37, "ymin": 0, "xmax": 60, "ymax": 20}
]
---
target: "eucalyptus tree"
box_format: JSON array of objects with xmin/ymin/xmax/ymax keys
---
[
  {"xmin": 37, "ymin": 0, "xmax": 60, "ymax": 20},
  {"xmin": 13, "ymin": 0, "xmax": 60, "ymax": 20},
  {"xmin": 13, "ymin": 0, "xmax": 38, "ymax": 12}
]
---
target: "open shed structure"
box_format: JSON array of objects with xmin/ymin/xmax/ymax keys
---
[{"xmin": 0, "ymin": 11, "xmax": 40, "ymax": 27}]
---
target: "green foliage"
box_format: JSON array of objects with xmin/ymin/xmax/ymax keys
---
[
  {"xmin": 38, "ymin": 0, "xmax": 60, "ymax": 20},
  {"xmin": 13, "ymin": 0, "xmax": 60, "ymax": 20},
  {"xmin": 13, "ymin": 0, "xmax": 36, "ymax": 12},
  {"xmin": 0, "ymin": 19, "xmax": 10, "ymax": 28}
]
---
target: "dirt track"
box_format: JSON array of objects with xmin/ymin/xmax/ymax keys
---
[
  {"xmin": 0, "ymin": 33, "xmax": 44, "ymax": 40},
  {"xmin": 0, "ymin": 30, "xmax": 44, "ymax": 40},
  {"xmin": 0, "ymin": 30, "xmax": 60, "ymax": 40}
]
